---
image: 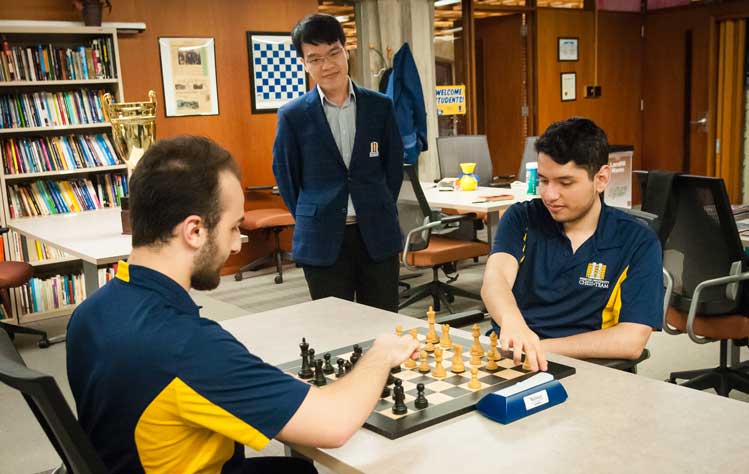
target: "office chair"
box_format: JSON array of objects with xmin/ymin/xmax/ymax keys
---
[
  {"xmin": 0, "ymin": 329, "xmax": 108, "ymax": 473},
  {"xmin": 398, "ymin": 165, "xmax": 489, "ymax": 314},
  {"xmin": 638, "ymin": 171, "xmax": 749, "ymax": 396},
  {"xmin": 436, "ymin": 135, "xmax": 514, "ymax": 187},
  {"xmin": 0, "ymin": 227, "xmax": 52, "ymax": 348},
  {"xmin": 235, "ymin": 208, "xmax": 295, "ymax": 284},
  {"xmin": 517, "ymin": 136, "xmax": 538, "ymax": 181}
]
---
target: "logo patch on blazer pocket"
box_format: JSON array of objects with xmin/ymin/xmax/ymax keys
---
[{"xmin": 369, "ymin": 141, "xmax": 380, "ymax": 158}]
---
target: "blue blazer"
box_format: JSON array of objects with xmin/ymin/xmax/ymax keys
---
[
  {"xmin": 272, "ymin": 83, "xmax": 404, "ymax": 267},
  {"xmin": 386, "ymin": 43, "xmax": 427, "ymax": 165}
]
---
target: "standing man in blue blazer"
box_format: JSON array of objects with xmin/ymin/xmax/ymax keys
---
[{"xmin": 272, "ymin": 13, "xmax": 404, "ymax": 312}]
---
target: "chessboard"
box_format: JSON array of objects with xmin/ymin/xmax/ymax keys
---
[
  {"xmin": 248, "ymin": 34, "xmax": 307, "ymax": 111},
  {"xmin": 278, "ymin": 326, "xmax": 576, "ymax": 440}
]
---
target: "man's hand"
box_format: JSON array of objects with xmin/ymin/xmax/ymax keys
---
[
  {"xmin": 499, "ymin": 320, "xmax": 548, "ymax": 372},
  {"xmin": 369, "ymin": 333, "xmax": 420, "ymax": 368}
]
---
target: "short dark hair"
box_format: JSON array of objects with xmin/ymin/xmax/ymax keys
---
[
  {"xmin": 535, "ymin": 117, "xmax": 609, "ymax": 178},
  {"xmin": 129, "ymin": 136, "xmax": 240, "ymax": 247},
  {"xmin": 291, "ymin": 13, "xmax": 346, "ymax": 58}
]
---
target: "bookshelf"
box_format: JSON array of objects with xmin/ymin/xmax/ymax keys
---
[{"xmin": 0, "ymin": 25, "xmax": 125, "ymax": 326}]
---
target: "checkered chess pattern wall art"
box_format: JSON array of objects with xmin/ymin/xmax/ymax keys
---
[{"xmin": 247, "ymin": 32, "xmax": 307, "ymax": 113}]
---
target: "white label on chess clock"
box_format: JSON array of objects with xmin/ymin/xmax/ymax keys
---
[{"xmin": 523, "ymin": 390, "xmax": 549, "ymax": 410}]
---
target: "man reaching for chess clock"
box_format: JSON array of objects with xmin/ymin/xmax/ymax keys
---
[{"xmin": 481, "ymin": 118, "xmax": 664, "ymax": 372}]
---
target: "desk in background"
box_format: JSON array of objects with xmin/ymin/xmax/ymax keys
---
[{"xmin": 222, "ymin": 298, "xmax": 749, "ymax": 474}]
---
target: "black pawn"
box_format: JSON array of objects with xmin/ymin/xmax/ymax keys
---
[
  {"xmin": 335, "ymin": 358, "xmax": 345, "ymax": 378},
  {"xmin": 380, "ymin": 384, "xmax": 391, "ymax": 398},
  {"xmin": 387, "ymin": 373, "xmax": 395, "ymax": 385},
  {"xmin": 323, "ymin": 353, "xmax": 335, "ymax": 375},
  {"xmin": 392, "ymin": 385, "xmax": 407, "ymax": 415},
  {"xmin": 350, "ymin": 344, "xmax": 362, "ymax": 366},
  {"xmin": 344, "ymin": 360, "xmax": 353, "ymax": 374},
  {"xmin": 297, "ymin": 339, "xmax": 313, "ymax": 379},
  {"xmin": 414, "ymin": 383, "xmax": 429, "ymax": 409},
  {"xmin": 313, "ymin": 359, "xmax": 327, "ymax": 386},
  {"xmin": 390, "ymin": 365, "xmax": 401, "ymax": 374}
]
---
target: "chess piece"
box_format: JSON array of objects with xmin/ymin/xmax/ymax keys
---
[
  {"xmin": 470, "ymin": 324, "xmax": 485, "ymax": 357},
  {"xmin": 485, "ymin": 349, "xmax": 498, "ymax": 371},
  {"xmin": 404, "ymin": 332, "xmax": 418, "ymax": 369},
  {"xmin": 451, "ymin": 344, "xmax": 465, "ymax": 373},
  {"xmin": 439, "ymin": 324, "xmax": 452, "ymax": 349},
  {"xmin": 490, "ymin": 332, "xmax": 502, "ymax": 361},
  {"xmin": 391, "ymin": 364, "xmax": 401, "ymax": 374},
  {"xmin": 395, "ymin": 324, "xmax": 403, "ymax": 336},
  {"xmin": 426, "ymin": 306, "xmax": 439, "ymax": 344},
  {"xmin": 432, "ymin": 346, "xmax": 447, "ymax": 378},
  {"xmin": 313, "ymin": 359, "xmax": 327, "ymax": 386},
  {"xmin": 414, "ymin": 383, "xmax": 429, "ymax": 409},
  {"xmin": 392, "ymin": 384, "xmax": 407, "ymax": 415},
  {"xmin": 344, "ymin": 360, "xmax": 352, "ymax": 374},
  {"xmin": 424, "ymin": 339, "xmax": 435, "ymax": 353},
  {"xmin": 298, "ymin": 338, "xmax": 313, "ymax": 379},
  {"xmin": 335, "ymin": 358, "xmax": 346, "ymax": 377},
  {"xmin": 418, "ymin": 350, "xmax": 430, "ymax": 374},
  {"xmin": 470, "ymin": 351, "xmax": 482, "ymax": 367},
  {"xmin": 381, "ymin": 383, "xmax": 391, "ymax": 398},
  {"xmin": 522, "ymin": 357, "xmax": 532, "ymax": 371},
  {"xmin": 392, "ymin": 378, "xmax": 403, "ymax": 401},
  {"xmin": 468, "ymin": 366, "xmax": 481, "ymax": 389},
  {"xmin": 350, "ymin": 344, "xmax": 362, "ymax": 366},
  {"xmin": 323, "ymin": 353, "xmax": 335, "ymax": 374},
  {"xmin": 387, "ymin": 373, "xmax": 395, "ymax": 385}
]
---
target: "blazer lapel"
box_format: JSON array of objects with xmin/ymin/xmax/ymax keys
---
[
  {"xmin": 304, "ymin": 88, "xmax": 345, "ymax": 167},
  {"xmin": 350, "ymin": 83, "xmax": 367, "ymax": 169}
]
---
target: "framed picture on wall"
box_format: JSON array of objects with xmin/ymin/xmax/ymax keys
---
[
  {"xmin": 561, "ymin": 72, "xmax": 576, "ymax": 101},
  {"xmin": 558, "ymin": 37, "xmax": 579, "ymax": 62},
  {"xmin": 158, "ymin": 37, "xmax": 219, "ymax": 117},
  {"xmin": 247, "ymin": 32, "xmax": 308, "ymax": 114}
]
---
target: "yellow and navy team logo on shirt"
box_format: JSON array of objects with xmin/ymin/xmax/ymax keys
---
[{"xmin": 579, "ymin": 262, "xmax": 610, "ymax": 288}]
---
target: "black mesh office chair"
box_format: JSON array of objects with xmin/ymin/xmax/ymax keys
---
[
  {"xmin": 0, "ymin": 329, "xmax": 107, "ymax": 473},
  {"xmin": 638, "ymin": 171, "xmax": 749, "ymax": 396}
]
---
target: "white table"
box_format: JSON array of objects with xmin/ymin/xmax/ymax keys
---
[
  {"xmin": 222, "ymin": 298, "xmax": 749, "ymax": 474},
  {"xmin": 9, "ymin": 208, "xmax": 248, "ymax": 298},
  {"xmin": 399, "ymin": 182, "xmax": 525, "ymax": 244}
]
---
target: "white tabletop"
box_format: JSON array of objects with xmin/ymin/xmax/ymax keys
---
[
  {"xmin": 8, "ymin": 208, "xmax": 249, "ymax": 265},
  {"xmin": 399, "ymin": 182, "xmax": 522, "ymax": 213},
  {"xmin": 9, "ymin": 208, "xmax": 131, "ymax": 265},
  {"xmin": 222, "ymin": 298, "xmax": 749, "ymax": 474}
]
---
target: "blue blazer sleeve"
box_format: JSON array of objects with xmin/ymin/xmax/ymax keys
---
[
  {"xmin": 383, "ymin": 99, "xmax": 404, "ymax": 201},
  {"xmin": 272, "ymin": 110, "xmax": 301, "ymax": 217}
]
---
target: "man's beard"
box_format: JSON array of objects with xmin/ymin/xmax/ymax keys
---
[{"xmin": 190, "ymin": 233, "xmax": 222, "ymax": 290}]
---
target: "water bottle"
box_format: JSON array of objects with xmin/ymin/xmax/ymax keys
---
[{"xmin": 526, "ymin": 162, "xmax": 538, "ymax": 195}]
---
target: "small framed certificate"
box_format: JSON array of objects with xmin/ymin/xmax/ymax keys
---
[
  {"xmin": 561, "ymin": 72, "xmax": 576, "ymax": 102},
  {"xmin": 558, "ymin": 37, "xmax": 579, "ymax": 62}
]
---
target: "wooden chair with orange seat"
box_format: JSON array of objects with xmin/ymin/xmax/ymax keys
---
[
  {"xmin": 639, "ymin": 172, "xmax": 749, "ymax": 396},
  {"xmin": 235, "ymin": 186, "xmax": 294, "ymax": 284},
  {"xmin": 398, "ymin": 165, "xmax": 489, "ymax": 314}
]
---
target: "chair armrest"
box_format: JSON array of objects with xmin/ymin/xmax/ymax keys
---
[
  {"xmin": 401, "ymin": 213, "xmax": 477, "ymax": 270},
  {"xmin": 662, "ymin": 269, "xmax": 680, "ymax": 335},
  {"xmin": 685, "ymin": 271, "xmax": 749, "ymax": 344},
  {"xmin": 0, "ymin": 227, "xmax": 8, "ymax": 236}
]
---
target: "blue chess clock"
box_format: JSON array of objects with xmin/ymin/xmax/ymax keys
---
[{"xmin": 476, "ymin": 372, "xmax": 568, "ymax": 424}]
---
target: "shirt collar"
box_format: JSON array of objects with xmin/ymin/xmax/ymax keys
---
[
  {"xmin": 318, "ymin": 78, "xmax": 356, "ymax": 108},
  {"xmin": 115, "ymin": 260, "xmax": 200, "ymax": 316},
  {"xmin": 536, "ymin": 195, "xmax": 622, "ymax": 250}
]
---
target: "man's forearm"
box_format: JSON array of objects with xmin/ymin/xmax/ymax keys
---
[
  {"xmin": 481, "ymin": 276, "xmax": 525, "ymax": 328},
  {"xmin": 541, "ymin": 323, "xmax": 651, "ymax": 360}
]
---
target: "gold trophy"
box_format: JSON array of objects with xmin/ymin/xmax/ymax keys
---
[{"xmin": 103, "ymin": 90, "xmax": 157, "ymax": 234}]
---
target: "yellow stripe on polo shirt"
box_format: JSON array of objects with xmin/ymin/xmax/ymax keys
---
[{"xmin": 601, "ymin": 266, "xmax": 629, "ymax": 329}]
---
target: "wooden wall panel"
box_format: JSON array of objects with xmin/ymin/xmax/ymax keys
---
[
  {"xmin": 536, "ymin": 9, "xmax": 642, "ymax": 168},
  {"xmin": 476, "ymin": 14, "xmax": 525, "ymax": 177},
  {"xmin": 0, "ymin": 0, "xmax": 318, "ymax": 274}
]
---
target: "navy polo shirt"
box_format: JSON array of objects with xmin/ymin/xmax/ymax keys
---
[
  {"xmin": 67, "ymin": 262, "xmax": 310, "ymax": 474},
  {"xmin": 491, "ymin": 199, "xmax": 663, "ymax": 339}
]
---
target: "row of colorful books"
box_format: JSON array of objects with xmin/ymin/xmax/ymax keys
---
[
  {"xmin": 6, "ymin": 173, "xmax": 128, "ymax": 218},
  {"xmin": 17, "ymin": 272, "xmax": 85, "ymax": 315},
  {"xmin": 1, "ymin": 133, "xmax": 120, "ymax": 175},
  {"xmin": 0, "ymin": 89, "xmax": 110, "ymax": 129},
  {"xmin": 7, "ymin": 229, "xmax": 69, "ymax": 263},
  {"xmin": 0, "ymin": 38, "xmax": 116, "ymax": 82}
]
